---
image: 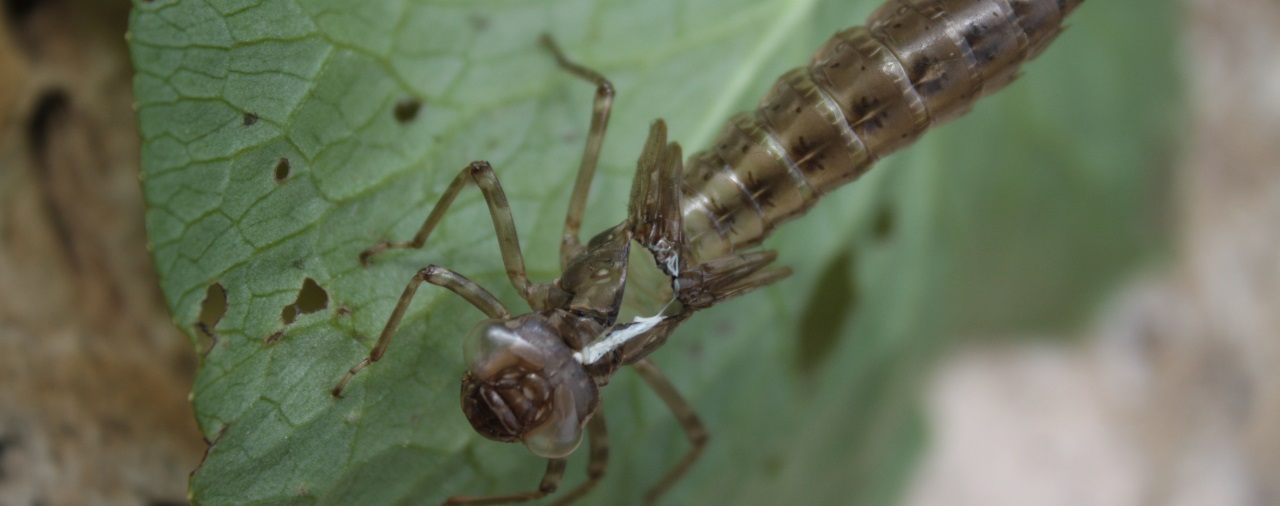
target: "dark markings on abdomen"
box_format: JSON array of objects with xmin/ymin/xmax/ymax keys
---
[{"xmin": 680, "ymin": 0, "xmax": 1083, "ymax": 261}]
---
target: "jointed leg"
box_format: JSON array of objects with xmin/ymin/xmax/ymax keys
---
[
  {"xmin": 332, "ymin": 265, "xmax": 509, "ymax": 397},
  {"xmin": 551, "ymin": 413, "xmax": 610, "ymax": 506},
  {"xmin": 540, "ymin": 35, "xmax": 616, "ymax": 270},
  {"xmin": 632, "ymin": 359, "xmax": 708, "ymax": 505},
  {"xmin": 442, "ymin": 458, "xmax": 568, "ymax": 506},
  {"xmin": 360, "ymin": 161, "xmax": 556, "ymax": 308}
]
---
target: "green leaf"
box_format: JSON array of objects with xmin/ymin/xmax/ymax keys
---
[{"xmin": 130, "ymin": 0, "xmax": 1180, "ymax": 504}]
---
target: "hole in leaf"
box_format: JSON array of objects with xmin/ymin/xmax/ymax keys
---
[
  {"xmin": 872, "ymin": 204, "xmax": 895, "ymax": 240},
  {"xmin": 393, "ymin": 98, "xmax": 421, "ymax": 123},
  {"xmin": 296, "ymin": 278, "xmax": 329, "ymax": 312},
  {"xmin": 795, "ymin": 249, "xmax": 859, "ymax": 376},
  {"xmin": 195, "ymin": 282, "xmax": 227, "ymax": 355},
  {"xmin": 281, "ymin": 277, "xmax": 328, "ymax": 324},
  {"xmin": 274, "ymin": 158, "xmax": 291, "ymax": 183},
  {"xmin": 264, "ymin": 330, "xmax": 284, "ymax": 345},
  {"xmin": 242, "ymin": 112, "xmax": 259, "ymax": 126}
]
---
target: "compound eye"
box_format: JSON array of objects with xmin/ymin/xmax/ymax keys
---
[
  {"xmin": 521, "ymin": 382, "xmax": 585, "ymax": 458},
  {"xmin": 462, "ymin": 319, "xmax": 547, "ymax": 378},
  {"xmin": 462, "ymin": 366, "xmax": 553, "ymax": 441}
]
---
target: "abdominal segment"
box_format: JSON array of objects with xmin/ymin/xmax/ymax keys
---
[{"xmin": 680, "ymin": 0, "xmax": 1083, "ymax": 262}]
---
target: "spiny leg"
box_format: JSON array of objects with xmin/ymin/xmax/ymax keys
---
[
  {"xmin": 550, "ymin": 413, "xmax": 609, "ymax": 506},
  {"xmin": 632, "ymin": 359, "xmax": 708, "ymax": 505},
  {"xmin": 360, "ymin": 161, "xmax": 559, "ymax": 308},
  {"xmin": 332, "ymin": 265, "xmax": 509, "ymax": 397},
  {"xmin": 442, "ymin": 458, "xmax": 568, "ymax": 506},
  {"xmin": 539, "ymin": 35, "xmax": 617, "ymax": 270}
]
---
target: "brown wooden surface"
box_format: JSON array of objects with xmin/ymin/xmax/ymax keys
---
[{"xmin": 0, "ymin": 1, "xmax": 203, "ymax": 503}]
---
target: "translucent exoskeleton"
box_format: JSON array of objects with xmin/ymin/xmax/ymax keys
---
[{"xmin": 334, "ymin": 0, "xmax": 1085, "ymax": 503}]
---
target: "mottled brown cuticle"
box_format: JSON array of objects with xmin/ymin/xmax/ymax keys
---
[{"xmin": 680, "ymin": 0, "xmax": 1076, "ymax": 259}]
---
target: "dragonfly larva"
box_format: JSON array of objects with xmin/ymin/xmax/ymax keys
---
[{"xmin": 334, "ymin": 0, "xmax": 1084, "ymax": 503}]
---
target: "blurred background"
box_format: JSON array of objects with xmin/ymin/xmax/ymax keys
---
[{"xmin": 0, "ymin": 0, "xmax": 1276, "ymax": 504}]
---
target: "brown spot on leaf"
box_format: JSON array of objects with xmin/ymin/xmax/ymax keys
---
[
  {"xmin": 393, "ymin": 98, "xmax": 421, "ymax": 123},
  {"xmin": 795, "ymin": 249, "xmax": 858, "ymax": 377},
  {"xmin": 273, "ymin": 158, "xmax": 290, "ymax": 183},
  {"xmin": 872, "ymin": 204, "xmax": 895, "ymax": 240}
]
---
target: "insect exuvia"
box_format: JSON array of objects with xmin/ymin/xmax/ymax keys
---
[{"xmin": 334, "ymin": 0, "xmax": 1084, "ymax": 503}]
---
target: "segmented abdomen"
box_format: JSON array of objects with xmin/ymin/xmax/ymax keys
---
[{"xmin": 680, "ymin": 0, "xmax": 1084, "ymax": 261}]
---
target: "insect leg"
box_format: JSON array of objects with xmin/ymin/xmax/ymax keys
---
[
  {"xmin": 332, "ymin": 264, "xmax": 510, "ymax": 397},
  {"xmin": 631, "ymin": 358, "xmax": 708, "ymax": 505},
  {"xmin": 360, "ymin": 161, "xmax": 562, "ymax": 309},
  {"xmin": 442, "ymin": 458, "xmax": 568, "ymax": 506},
  {"xmin": 549, "ymin": 413, "xmax": 609, "ymax": 506},
  {"xmin": 539, "ymin": 35, "xmax": 617, "ymax": 271}
]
